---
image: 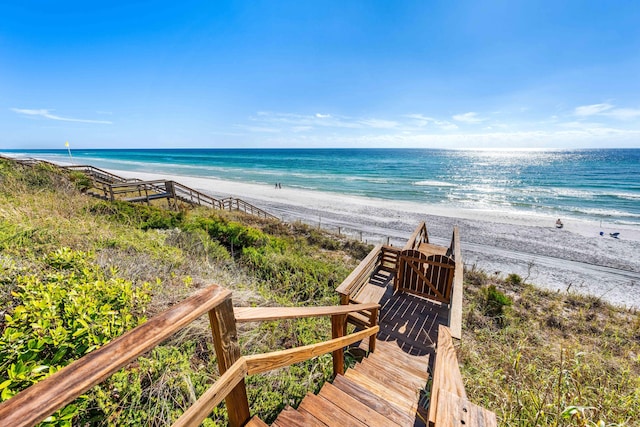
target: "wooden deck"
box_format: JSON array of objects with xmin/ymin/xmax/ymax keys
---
[{"xmin": 373, "ymin": 284, "xmax": 448, "ymax": 358}]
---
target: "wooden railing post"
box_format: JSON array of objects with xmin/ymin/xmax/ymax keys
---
[
  {"xmin": 209, "ymin": 297, "xmax": 250, "ymax": 427},
  {"xmin": 330, "ymin": 314, "xmax": 346, "ymax": 376},
  {"xmin": 368, "ymin": 307, "xmax": 378, "ymax": 353}
]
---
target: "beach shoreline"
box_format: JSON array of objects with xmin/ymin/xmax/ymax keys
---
[
  {"xmin": 102, "ymin": 167, "xmax": 640, "ymax": 309},
  {"xmin": 3, "ymin": 152, "xmax": 639, "ymax": 309}
]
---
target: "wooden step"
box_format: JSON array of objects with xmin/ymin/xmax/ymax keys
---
[
  {"xmin": 435, "ymin": 389, "xmax": 497, "ymax": 427},
  {"xmin": 356, "ymin": 358, "xmax": 426, "ymax": 395},
  {"xmin": 359, "ymin": 338, "xmax": 430, "ymax": 373},
  {"xmin": 352, "ymin": 362, "xmax": 420, "ymax": 402},
  {"xmin": 361, "ymin": 355, "xmax": 428, "ymax": 389},
  {"xmin": 318, "ymin": 382, "xmax": 402, "ymax": 427},
  {"xmin": 298, "ymin": 392, "xmax": 368, "ymax": 427},
  {"xmin": 272, "ymin": 405, "xmax": 325, "ymax": 427},
  {"xmin": 344, "ymin": 368, "xmax": 417, "ymax": 413},
  {"xmin": 366, "ymin": 350, "xmax": 430, "ymax": 380},
  {"xmin": 332, "ymin": 375, "xmax": 416, "ymax": 427},
  {"xmin": 245, "ymin": 415, "xmax": 269, "ymax": 427}
]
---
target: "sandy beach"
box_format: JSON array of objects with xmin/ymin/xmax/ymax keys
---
[{"xmin": 100, "ymin": 167, "xmax": 640, "ymax": 309}]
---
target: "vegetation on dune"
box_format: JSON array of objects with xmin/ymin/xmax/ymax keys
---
[
  {"xmin": 0, "ymin": 160, "xmax": 364, "ymax": 425},
  {"xmin": 1, "ymin": 159, "xmax": 638, "ymax": 426},
  {"xmin": 461, "ymin": 268, "xmax": 640, "ymax": 426}
]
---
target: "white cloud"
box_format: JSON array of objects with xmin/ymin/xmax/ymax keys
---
[
  {"xmin": 573, "ymin": 103, "xmax": 640, "ymax": 121},
  {"xmin": 359, "ymin": 118, "xmax": 398, "ymax": 129},
  {"xmin": 406, "ymin": 114, "xmax": 458, "ymax": 130},
  {"xmin": 235, "ymin": 124, "xmax": 281, "ymax": 133},
  {"xmin": 11, "ymin": 108, "xmax": 112, "ymax": 124},
  {"xmin": 452, "ymin": 112, "xmax": 485, "ymax": 124},
  {"xmin": 315, "ymin": 113, "xmax": 331, "ymax": 118},
  {"xmin": 574, "ymin": 103, "xmax": 614, "ymax": 116},
  {"xmin": 604, "ymin": 108, "xmax": 640, "ymax": 120}
]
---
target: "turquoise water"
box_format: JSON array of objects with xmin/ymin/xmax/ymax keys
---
[{"xmin": 6, "ymin": 148, "xmax": 640, "ymax": 226}]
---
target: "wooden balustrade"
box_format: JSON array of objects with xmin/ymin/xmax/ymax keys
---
[
  {"xmin": 0, "ymin": 284, "xmax": 379, "ymax": 427},
  {"xmin": 429, "ymin": 325, "xmax": 496, "ymax": 427}
]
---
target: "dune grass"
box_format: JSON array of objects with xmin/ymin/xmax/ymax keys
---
[{"xmin": 460, "ymin": 267, "xmax": 640, "ymax": 426}]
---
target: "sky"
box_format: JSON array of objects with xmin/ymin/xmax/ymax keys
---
[{"xmin": 1, "ymin": 1, "xmax": 640, "ymax": 149}]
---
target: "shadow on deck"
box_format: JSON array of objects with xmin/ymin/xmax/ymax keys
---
[{"xmin": 377, "ymin": 284, "xmax": 448, "ymax": 359}]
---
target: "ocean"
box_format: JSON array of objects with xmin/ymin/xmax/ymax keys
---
[{"xmin": 5, "ymin": 148, "xmax": 640, "ymax": 227}]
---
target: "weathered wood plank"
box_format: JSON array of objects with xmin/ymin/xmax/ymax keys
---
[
  {"xmin": 435, "ymin": 389, "xmax": 497, "ymax": 427},
  {"xmin": 274, "ymin": 406, "xmax": 325, "ymax": 427},
  {"xmin": 448, "ymin": 226, "xmax": 463, "ymax": 340},
  {"xmin": 428, "ymin": 325, "xmax": 467, "ymax": 427},
  {"xmin": 336, "ymin": 244, "xmax": 382, "ymax": 296},
  {"xmin": 233, "ymin": 303, "xmax": 380, "ymax": 323},
  {"xmin": 332, "ymin": 374, "xmax": 416, "ymax": 427},
  {"xmin": 298, "ymin": 392, "xmax": 368, "ymax": 427},
  {"xmin": 352, "ymin": 363, "xmax": 419, "ymax": 402},
  {"xmin": 0, "ymin": 285, "xmax": 231, "ymax": 427},
  {"xmin": 344, "ymin": 368, "xmax": 416, "ymax": 413},
  {"xmin": 360, "ymin": 357, "xmax": 427, "ymax": 390},
  {"xmin": 418, "ymin": 242, "xmax": 448, "ymax": 256},
  {"xmin": 331, "ymin": 314, "xmax": 346, "ymax": 376},
  {"xmin": 319, "ymin": 382, "xmax": 403, "ymax": 427},
  {"xmin": 245, "ymin": 326, "xmax": 378, "ymax": 375},
  {"xmin": 352, "ymin": 282, "xmax": 388, "ymax": 304},
  {"xmin": 359, "ymin": 339, "xmax": 431, "ymax": 374},
  {"xmin": 172, "ymin": 358, "xmax": 247, "ymax": 427},
  {"xmin": 244, "ymin": 415, "xmax": 269, "ymax": 427},
  {"xmin": 209, "ymin": 298, "xmax": 250, "ymax": 427}
]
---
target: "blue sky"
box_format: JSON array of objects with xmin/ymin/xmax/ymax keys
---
[{"xmin": 2, "ymin": 1, "xmax": 639, "ymax": 149}]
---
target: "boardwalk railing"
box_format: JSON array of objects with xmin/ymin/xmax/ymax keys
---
[
  {"xmin": 428, "ymin": 325, "xmax": 496, "ymax": 426},
  {"xmin": 63, "ymin": 165, "xmax": 140, "ymax": 184},
  {"xmin": 0, "ymin": 284, "xmax": 379, "ymax": 427},
  {"xmin": 0, "ymin": 156, "xmax": 278, "ymax": 220}
]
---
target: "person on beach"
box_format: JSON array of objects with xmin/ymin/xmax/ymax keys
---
[{"xmin": 556, "ymin": 218, "xmax": 563, "ymax": 228}]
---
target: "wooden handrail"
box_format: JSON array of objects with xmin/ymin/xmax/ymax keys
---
[
  {"xmin": 173, "ymin": 358, "xmax": 248, "ymax": 427},
  {"xmin": 234, "ymin": 303, "xmax": 380, "ymax": 323},
  {"xmin": 448, "ymin": 226, "xmax": 463, "ymax": 339},
  {"xmin": 109, "ymin": 179, "xmax": 168, "ymax": 188},
  {"xmin": 335, "ymin": 244, "xmax": 382, "ymax": 297},
  {"xmin": 244, "ymin": 326, "xmax": 379, "ymax": 375},
  {"xmin": 404, "ymin": 221, "xmax": 428, "ymax": 250},
  {"xmin": 0, "ymin": 285, "xmax": 231, "ymax": 427}
]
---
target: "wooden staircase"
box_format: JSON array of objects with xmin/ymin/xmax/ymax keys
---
[{"xmin": 270, "ymin": 338, "xmax": 430, "ymax": 427}]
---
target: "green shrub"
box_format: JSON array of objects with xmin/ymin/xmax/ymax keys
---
[
  {"xmin": 505, "ymin": 273, "xmax": 523, "ymax": 286},
  {"xmin": 67, "ymin": 171, "xmax": 92, "ymax": 192},
  {"xmin": 482, "ymin": 284, "xmax": 512, "ymax": 319},
  {"xmin": 88, "ymin": 201, "xmax": 183, "ymax": 230},
  {"xmin": 0, "ymin": 248, "xmax": 151, "ymax": 424}
]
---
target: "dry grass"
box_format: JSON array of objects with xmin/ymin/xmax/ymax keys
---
[{"xmin": 460, "ymin": 267, "xmax": 640, "ymax": 426}]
